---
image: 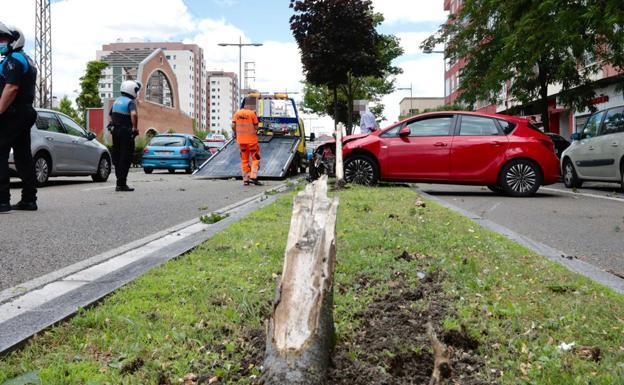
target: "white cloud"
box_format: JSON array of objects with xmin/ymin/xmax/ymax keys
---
[
  {"xmin": 381, "ymin": 55, "xmax": 445, "ymax": 125},
  {"xmin": 5, "ymin": 0, "xmax": 195, "ymax": 98},
  {"xmin": 2, "ymin": 0, "xmax": 445, "ymax": 133},
  {"xmin": 372, "ymin": 0, "xmax": 447, "ymax": 25},
  {"xmin": 396, "ymin": 32, "xmax": 438, "ymax": 56}
]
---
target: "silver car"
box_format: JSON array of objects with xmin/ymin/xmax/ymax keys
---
[
  {"xmin": 9, "ymin": 108, "xmax": 112, "ymax": 186},
  {"xmin": 561, "ymin": 105, "xmax": 624, "ymax": 190}
]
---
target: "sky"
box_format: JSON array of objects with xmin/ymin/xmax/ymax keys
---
[{"xmin": 1, "ymin": 0, "xmax": 447, "ymax": 134}]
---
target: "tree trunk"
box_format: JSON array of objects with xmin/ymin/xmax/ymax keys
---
[
  {"xmin": 333, "ymin": 85, "xmax": 338, "ymax": 132},
  {"xmin": 345, "ymin": 81, "xmax": 354, "ymax": 136},
  {"xmin": 538, "ymin": 62, "xmax": 550, "ymax": 132},
  {"xmin": 262, "ymin": 176, "xmax": 339, "ymax": 385}
]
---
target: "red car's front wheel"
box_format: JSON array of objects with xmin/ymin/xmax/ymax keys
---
[{"xmin": 344, "ymin": 154, "xmax": 379, "ymax": 185}]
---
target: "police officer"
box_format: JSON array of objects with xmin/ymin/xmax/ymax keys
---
[
  {"xmin": 0, "ymin": 23, "xmax": 38, "ymax": 212},
  {"xmin": 110, "ymin": 80, "xmax": 141, "ymax": 192}
]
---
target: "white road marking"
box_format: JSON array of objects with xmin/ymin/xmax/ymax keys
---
[
  {"xmin": 541, "ymin": 187, "xmax": 624, "ymax": 203},
  {"xmin": 81, "ymin": 185, "xmax": 116, "ymax": 192}
]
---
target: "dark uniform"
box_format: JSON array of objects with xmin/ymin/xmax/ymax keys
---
[
  {"xmin": 109, "ymin": 95, "xmax": 137, "ymax": 189},
  {"xmin": 0, "ymin": 50, "xmax": 38, "ymax": 206}
]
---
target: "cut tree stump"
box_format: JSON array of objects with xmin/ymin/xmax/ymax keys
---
[{"xmin": 261, "ymin": 176, "xmax": 339, "ymax": 385}]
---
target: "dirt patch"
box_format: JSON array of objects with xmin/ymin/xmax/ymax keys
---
[
  {"xmin": 120, "ymin": 357, "xmax": 144, "ymax": 375},
  {"xmin": 327, "ymin": 270, "xmax": 497, "ymax": 385}
]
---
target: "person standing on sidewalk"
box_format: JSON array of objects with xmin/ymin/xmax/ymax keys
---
[
  {"xmin": 359, "ymin": 106, "xmax": 378, "ymax": 135},
  {"xmin": 232, "ymin": 96, "xmax": 262, "ymax": 186},
  {"xmin": 0, "ymin": 23, "xmax": 38, "ymax": 213},
  {"xmin": 110, "ymin": 80, "xmax": 141, "ymax": 192}
]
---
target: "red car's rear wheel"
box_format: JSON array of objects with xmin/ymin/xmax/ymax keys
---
[{"xmin": 499, "ymin": 159, "xmax": 542, "ymax": 197}]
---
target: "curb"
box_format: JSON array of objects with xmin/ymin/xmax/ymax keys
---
[
  {"xmin": 415, "ymin": 187, "xmax": 624, "ymax": 295},
  {"xmin": 0, "ymin": 179, "xmax": 299, "ymax": 354}
]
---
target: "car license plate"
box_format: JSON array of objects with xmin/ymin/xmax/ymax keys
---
[{"xmin": 156, "ymin": 151, "xmax": 173, "ymax": 154}]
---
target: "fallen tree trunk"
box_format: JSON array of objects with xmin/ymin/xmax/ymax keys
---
[{"xmin": 261, "ymin": 176, "xmax": 339, "ymax": 385}]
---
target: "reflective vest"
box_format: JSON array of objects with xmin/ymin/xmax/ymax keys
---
[{"xmin": 233, "ymin": 109, "xmax": 259, "ymax": 144}]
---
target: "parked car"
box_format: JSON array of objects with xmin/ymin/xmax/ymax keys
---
[
  {"xmin": 142, "ymin": 134, "xmax": 210, "ymax": 174},
  {"xmin": 561, "ymin": 105, "xmax": 624, "ymax": 190},
  {"xmin": 310, "ymin": 111, "xmax": 561, "ymax": 197},
  {"xmin": 544, "ymin": 132, "xmax": 571, "ymax": 158},
  {"xmin": 8, "ymin": 108, "xmax": 111, "ymax": 186},
  {"xmin": 203, "ymin": 139, "xmax": 225, "ymax": 155}
]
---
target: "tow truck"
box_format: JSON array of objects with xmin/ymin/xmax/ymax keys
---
[{"xmin": 194, "ymin": 93, "xmax": 307, "ymax": 179}]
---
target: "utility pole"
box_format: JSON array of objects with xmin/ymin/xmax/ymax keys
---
[
  {"xmin": 35, "ymin": 0, "xmax": 53, "ymax": 109},
  {"xmin": 218, "ymin": 37, "xmax": 263, "ymax": 102}
]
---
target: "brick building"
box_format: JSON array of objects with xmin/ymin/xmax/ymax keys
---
[
  {"xmin": 98, "ymin": 42, "xmax": 207, "ymax": 130},
  {"xmin": 443, "ymin": 0, "xmax": 623, "ymax": 139},
  {"xmin": 88, "ymin": 48, "xmax": 193, "ymax": 138}
]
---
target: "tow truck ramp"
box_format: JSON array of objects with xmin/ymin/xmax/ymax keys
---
[{"xmin": 193, "ymin": 135, "xmax": 301, "ymax": 179}]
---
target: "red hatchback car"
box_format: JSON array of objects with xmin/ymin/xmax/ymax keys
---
[{"xmin": 312, "ymin": 111, "xmax": 561, "ymax": 197}]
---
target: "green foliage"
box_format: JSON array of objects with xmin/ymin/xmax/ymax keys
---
[
  {"xmin": 199, "ymin": 212, "xmax": 230, "ymax": 224},
  {"xmin": 53, "ymin": 96, "xmax": 81, "ymax": 123},
  {"xmin": 166, "ymin": 128, "xmax": 176, "ymax": 134},
  {"xmin": 421, "ymin": 1, "xmax": 624, "ymax": 131},
  {"xmin": 75, "ymin": 61, "xmax": 108, "ymax": 127},
  {"xmin": 193, "ymin": 128, "xmax": 208, "ymax": 140}
]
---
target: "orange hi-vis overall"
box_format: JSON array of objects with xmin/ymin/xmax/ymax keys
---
[{"xmin": 233, "ymin": 108, "xmax": 260, "ymax": 181}]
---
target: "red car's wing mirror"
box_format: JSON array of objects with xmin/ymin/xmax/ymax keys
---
[{"xmin": 399, "ymin": 127, "xmax": 410, "ymax": 137}]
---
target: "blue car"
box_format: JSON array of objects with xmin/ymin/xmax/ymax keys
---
[{"xmin": 142, "ymin": 134, "xmax": 210, "ymax": 174}]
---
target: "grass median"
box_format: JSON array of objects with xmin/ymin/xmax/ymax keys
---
[{"xmin": 1, "ymin": 184, "xmax": 623, "ymax": 385}]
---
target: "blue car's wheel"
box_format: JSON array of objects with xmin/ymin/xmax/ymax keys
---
[{"xmin": 186, "ymin": 158, "xmax": 196, "ymax": 174}]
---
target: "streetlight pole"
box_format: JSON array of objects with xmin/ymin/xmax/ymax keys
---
[
  {"xmin": 218, "ymin": 36, "xmax": 263, "ymax": 102},
  {"xmin": 423, "ymin": 48, "xmax": 446, "ymax": 103}
]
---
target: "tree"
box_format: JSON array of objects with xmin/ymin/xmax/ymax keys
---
[
  {"xmin": 290, "ymin": 0, "xmax": 384, "ymax": 134},
  {"xmin": 54, "ymin": 95, "xmax": 80, "ymax": 122},
  {"xmin": 421, "ymin": 0, "xmax": 624, "ymax": 132},
  {"xmin": 301, "ymin": 21, "xmax": 403, "ymax": 133},
  {"xmin": 76, "ymin": 60, "xmax": 108, "ymax": 126}
]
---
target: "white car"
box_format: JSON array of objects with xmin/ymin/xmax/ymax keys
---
[
  {"xmin": 9, "ymin": 109, "xmax": 112, "ymax": 186},
  {"xmin": 561, "ymin": 105, "xmax": 624, "ymax": 190}
]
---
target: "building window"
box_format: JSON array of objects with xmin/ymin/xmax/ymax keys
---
[{"xmin": 146, "ymin": 70, "xmax": 174, "ymax": 107}]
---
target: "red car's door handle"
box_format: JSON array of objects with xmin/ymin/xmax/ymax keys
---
[
  {"xmin": 433, "ymin": 142, "xmax": 447, "ymax": 147},
  {"xmin": 490, "ymin": 141, "xmax": 502, "ymax": 146}
]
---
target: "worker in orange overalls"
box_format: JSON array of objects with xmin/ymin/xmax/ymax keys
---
[{"xmin": 232, "ymin": 96, "xmax": 262, "ymax": 186}]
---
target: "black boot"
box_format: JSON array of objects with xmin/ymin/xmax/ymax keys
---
[
  {"xmin": 116, "ymin": 185, "xmax": 135, "ymax": 192},
  {"xmin": 249, "ymin": 179, "xmax": 263, "ymax": 186},
  {"xmin": 11, "ymin": 201, "xmax": 38, "ymax": 211},
  {"xmin": 0, "ymin": 202, "xmax": 11, "ymax": 213}
]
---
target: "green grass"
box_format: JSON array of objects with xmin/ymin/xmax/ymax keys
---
[{"xmin": 1, "ymin": 185, "xmax": 623, "ymax": 384}]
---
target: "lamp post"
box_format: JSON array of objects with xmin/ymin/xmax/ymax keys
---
[
  {"xmin": 397, "ymin": 83, "xmax": 413, "ymax": 118},
  {"xmin": 218, "ymin": 36, "xmax": 263, "ymax": 101},
  {"xmin": 423, "ymin": 48, "xmax": 446, "ymax": 103}
]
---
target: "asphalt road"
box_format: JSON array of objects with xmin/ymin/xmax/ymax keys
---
[
  {"xmin": 0, "ymin": 170, "xmax": 280, "ymax": 291},
  {"xmin": 417, "ymin": 182, "xmax": 624, "ymax": 279}
]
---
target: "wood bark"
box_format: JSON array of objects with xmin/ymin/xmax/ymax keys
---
[
  {"xmin": 261, "ymin": 176, "xmax": 339, "ymax": 385},
  {"xmin": 427, "ymin": 323, "xmax": 452, "ymax": 385}
]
